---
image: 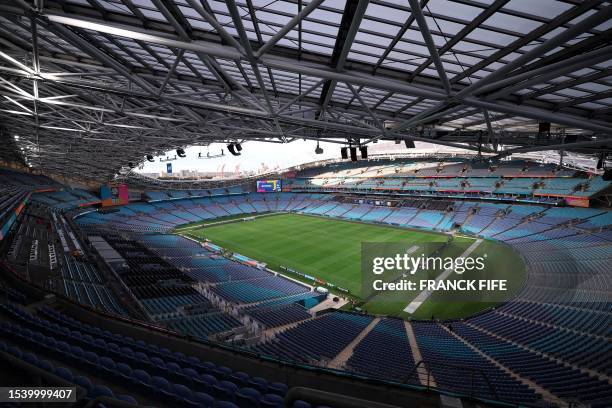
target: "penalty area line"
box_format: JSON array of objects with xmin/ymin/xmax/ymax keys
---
[{"xmin": 403, "ymin": 238, "xmax": 483, "ymax": 314}]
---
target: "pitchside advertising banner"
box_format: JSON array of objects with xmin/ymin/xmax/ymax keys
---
[{"xmin": 257, "ymin": 179, "xmax": 282, "ymax": 192}]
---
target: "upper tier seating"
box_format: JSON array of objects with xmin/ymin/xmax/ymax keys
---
[
  {"xmin": 286, "ymin": 160, "xmax": 609, "ymax": 203},
  {"xmin": 0, "ymin": 169, "xmax": 61, "ymax": 241}
]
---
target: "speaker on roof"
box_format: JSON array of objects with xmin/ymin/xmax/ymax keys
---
[
  {"xmin": 538, "ymin": 122, "xmax": 551, "ymax": 134},
  {"xmin": 597, "ymin": 153, "xmax": 604, "ymax": 170},
  {"xmin": 360, "ymin": 146, "xmax": 368, "ymax": 159},
  {"xmin": 315, "ymin": 141, "xmax": 323, "ymax": 155},
  {"xmin": 227, "ymin": 144, "xmax": 241, "ymax": 156},
  {"xmin": 350, "ymin": 147, "xmax": 357, "ymax": 162},
  {"xmin": 235, "ymin": 143, "xmax": 242, "ymax": 152},
  {"xmin": 146, "ymin": 154, "xmax": 154, "ymax": 162},
  {"xmin": 405, "ymin": 140, "xmax": 415, "ymax": 148},
  {"xmin": 177, "ymin": 148, "xmax": 186, "ymax": 158},
  {"xmin": 341, "ymin": 147, "xmax": 348, "ymax": 159}
]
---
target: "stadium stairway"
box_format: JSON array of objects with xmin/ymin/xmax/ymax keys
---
[
  {"xmin": 460, "ymin": 209, "xmax": 476, "ymax": 231},
  {"xmin": 261, "ymin": 315, "xmax": 314, "ymax": 338},
  {"xmin": 474, "ymin": 212, "xmax": 503, "ymax": 236},
  {"xmin": 309, "ymin": 297, "xmax": 348, "ymax": 313},
  {"xmin": 326, "ymin": 317, "xmax": 380, "ymax": 370},
  {"xmin": 403, "ymin": 321, "xmax": 436, "ymax": 388},
  {"xmin": 440, "ymin": 324, "xmax": 565, "ymax": 407},
  {"xmin": 432, "ymin": 210, "xmax": 451, "ymax": 231}
]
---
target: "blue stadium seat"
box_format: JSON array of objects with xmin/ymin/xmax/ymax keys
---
[
  {"xmin": 73, "ymin": 375, "xmax": 93, "ymax": 393},
  {"xmin": 213, "ymin": 380, "xmax": 239, "ymax": 402},
  {"xmin": 261, "ymin": 393, "xmax": 284, "ymax": 408},
  {"xmin": 116, "ymin": 362, "xmax": 132, "ymax": 381},
  {"xmin": 230, "ymin": 371, "xmax": 250, "ymax": 387},
  {"xmin": 21, "ymin": 352, "xmax": 38, "ymax": 366},
  {"xmin": 54, "ymin": 366, "xmax": 73, "ymax": 382},
  {"xmin": 215, "ymin": 401, "xmax": 240, "ymax": 408},
  {"xmin": 37, "ymin": 359, "xmax": 54, "ymax": 373},
  {"xmin": 247, "ymin": 377, "xmax": 268, "ymax": 393},
  {"xmin": 152, "ymin": 375, "xmax": 174, "ymax": 402},
  {"xmin": 192, "ymin": 391, "xmax": 215, "ymax": 407},
  {"xmin": 116, "ymin": 394, "xmax": 138, "ymax": 404},
  {"xmin": 90, "ymin": 384, "xmax": 114, "ymax": 399},
  {"xmin": 235, "ymin": 387, "xmax": 261, "ymax": 408},
  {"xmin": 268, "ymin": 382, "xmax": 288, "ymax": 396}
]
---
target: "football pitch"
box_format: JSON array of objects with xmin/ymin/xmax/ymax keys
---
[{"xmin": 175, "ymin": 213, "xmax": 525, "ymax": 319}]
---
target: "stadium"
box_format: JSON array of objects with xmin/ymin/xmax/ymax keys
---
[{"xmin": 0, "ymin": 0, "xmax": 610, "ymax": 407}]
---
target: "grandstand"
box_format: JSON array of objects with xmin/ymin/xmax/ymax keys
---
[
  {"xmin": 0, "ymin": 1, "xmax": 611, "ymax": 407},
  {"xmin": 0, "ymin": 160, "xmax": 610, "ymax": 407}
]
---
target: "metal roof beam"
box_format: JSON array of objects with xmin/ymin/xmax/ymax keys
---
[
  {"xmin": 407, "ymin": 0, "xmax": 451, "ymax": 95},
  {"xmin": 256, "ymin": 0, "xmax": 325, "ymax": 58},
  {"xmin": 477, "ymin": 45, "xmax": 612, "ymax": 98},
  {"xmin": 457, "ymin": 3, "xmax": 612, "ymax": 98},
  {"xmin": 408, "ymin": 0, "xmax": 508, "ymax": 81},
  {"xmin": 317, "ymin": 0, "xmax": 370, "ymax": 117},
  {"xmin": 451, "ymin": 0, "xmax": 604, "ymax": 84},
  {"xmin": 463, "ymin": 98, "xmax": 611, "ymax": 134}
]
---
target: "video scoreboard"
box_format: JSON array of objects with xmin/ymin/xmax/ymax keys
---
[{"xmin": 257, "ymin": 179, "xmax": 281, "ymax": 193}]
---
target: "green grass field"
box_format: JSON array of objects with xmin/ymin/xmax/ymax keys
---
[{"xmin": 175, "ymin": 213, "xmax": 525, "ymax": 319}]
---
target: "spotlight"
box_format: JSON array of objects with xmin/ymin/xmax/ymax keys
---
[
  {"xmin": 359, "ymin": 146, "xmax": 368, "ymax": 159},
  {"xmin": 227, "ymin": 144, "xmax": 241, "ymax": 156},
  {"xmin": 146, "ymin": 154, "xmax": 154, "ymax": 162},
  {"xmin": 404, "ymin": 140, "xmax": 415, "ymax": 148},
  {"xmin": 341, "ymin": 147, "xmax": 348, "ymax": 159},
  {"xmin": 177, "ymin": 148, "xmax": 186, "ymax": 157},
  {"xmin": 128, "ymin": 162, "xmax": 134, "ymax": 168},
  {"xmin": 350, "ymin": 147, "xmax": 357, "ymax": 162},
  {"xmin": 315, "ymin": 141, "xmax": 323, "ymax": 155},
  {"xmin": 235, "ymin": 143, "xmax": 242, "ymax": 152}
]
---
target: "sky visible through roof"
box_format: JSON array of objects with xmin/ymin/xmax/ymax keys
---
[{"xmin": 136, "ymin": 140, "xmax": 470, "ymax": 175}]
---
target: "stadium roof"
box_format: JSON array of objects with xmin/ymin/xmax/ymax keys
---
[{"xmin": 0, "ymin": 0, "xmax": 610, "ymax": 181}]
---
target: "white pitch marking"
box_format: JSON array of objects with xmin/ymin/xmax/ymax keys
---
[{"xmin": 403, "ymin": 239, "xmax": 483, "ymax": 314}]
